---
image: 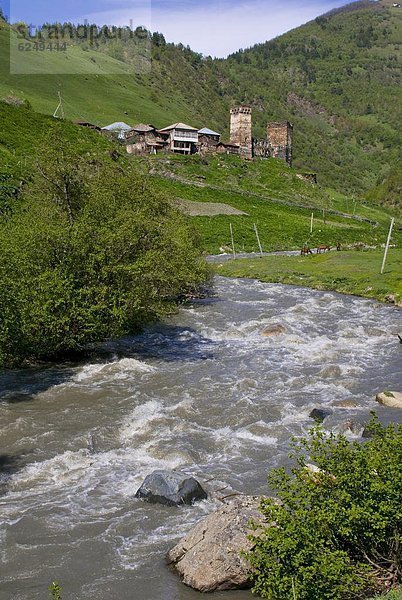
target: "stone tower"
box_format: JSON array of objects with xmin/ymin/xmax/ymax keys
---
[
  {"xmin": 267, "ymin": 122, "xmax": 293, "ymax": 166},
  {"xmin": 230, "ymin": 106, "xmax": 252, "ymax": 158}
]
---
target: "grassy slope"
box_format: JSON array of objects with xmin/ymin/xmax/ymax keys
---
[
  {"xmin": 1, "ymin": 101, "xmax": 399, "ymax": 260},
  {"xmin": 0, "ymin": 1, "xmax": 401, "ymax": 199},
  {"xmin": 143, "ymin": 153, "xmax": 400, "ymax": 254},
  {"xmin": 366, "ymin": 167, "xmax": 402, "ymax": 218},
  {"xmin": 0, "ymin": 100, "xmax": 117, "ymax": 189},
  {"xmin": 0, "ymin": 21, "xmax": 200, "ymax": 126},
  {"xmin": 218, "ymin": 249, "xmax": 402, "ymax": 304}
]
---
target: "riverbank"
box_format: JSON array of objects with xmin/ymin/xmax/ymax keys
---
[{"xmin": 217, "ymin": 249, "xmax": 402, "ymax": 306}]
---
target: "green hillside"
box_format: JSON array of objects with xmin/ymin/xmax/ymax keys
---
[
  {"xmin": 218, "ymin": 0, "xmax": 402, "ymax": 193},
  {"xmin": 1, "ymin": 99, "xmax": 398, "ymax": 257},
  {"xmin": 0, "ymin": 20, "xmax": 200, "ymax": 126},
  {"xmin": 0, "ymin": 0, "xmax": 401, "ymax": 200},
  {"xmin": 143, "ymin": 153, "xmax": 401, "ymax": 254}
]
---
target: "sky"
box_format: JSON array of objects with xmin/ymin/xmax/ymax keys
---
[{"xmin": 4, "ymin": 0, "xmax": 348, "ymax": 57}]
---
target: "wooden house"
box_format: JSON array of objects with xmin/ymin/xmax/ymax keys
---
[{"xmin": 157, "ymin": 122, "xmax": 199, "ymax": 155}]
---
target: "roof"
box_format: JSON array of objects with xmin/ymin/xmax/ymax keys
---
[
  {"xmin": 101, "ymin": 122, "xmax": 132, "ymax": 131},
  {"xmin": 158, "ymin": 122, "xmax": 198, "ymax": 132},
  {"xmin": 198, "ymin": 127, "xmax": 220, "ymax": 136},
  {"xmin": 129, "ymin": 123, "xmax": 156, "ymax": 133},
  {"xmin": 217, "ymin": 142, "xmax": 239, "ymax": 148}
]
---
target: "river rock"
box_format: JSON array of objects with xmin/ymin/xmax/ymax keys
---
[
  {"xmin": 261, "ymin": 324, "xmax": 286, "ymax": 337},
  {"xmin": 135, "ymin": 470, "xmax": 207, "ymax": 506},
  {"xmin": 332, "ymin": 420, "xmax": 364, "ymax": 436},
  {"xmin": 331, "ymin": 399, "xmax": 358, "ymax": 409},
  {"xmin": 319, "ymin": 365, "xmax": 342, "ymax": 378},
  {"xmin": 167, "ymin": 495, "xmax": 264, "ymax": 591},
  {"xmin": 376, "ymin": 391, "xmax": 402, "ymax": 409},
  {"xmin": 309, "ymin": 407, "xmax": 333, "ymax": 422}
]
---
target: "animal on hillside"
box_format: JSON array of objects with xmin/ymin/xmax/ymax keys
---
[
  {"xmin": 336, "ymin": 242, "xmax": 342, "ymax": 251},
  {"xmin": 301, "ymin": 246, "xmax": 313, "ymax": 256},
  {"xmin": 317, "ymin": 244, "xmax": 331, "ymax": 254}
]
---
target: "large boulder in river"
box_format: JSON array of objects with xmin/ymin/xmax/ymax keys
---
[
  {"xmin": 167, "ymin": 495, "xmax": 264, "ymax": 592},
  {"xmin": 135, "ymin": 470, "xmax": 207, "ymax": 506},
  {"xmin": 376, "ymin": 391, "xmax": 402, "ymax": 409}
]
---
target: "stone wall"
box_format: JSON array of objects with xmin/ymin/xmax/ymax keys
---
[
  {"xmin": 252, "ymin": 138, "xmax": 270, "ymax": 158},
  {"xmin": 198, "ymin": 134, "xmax": 220, "ymax": 155}
]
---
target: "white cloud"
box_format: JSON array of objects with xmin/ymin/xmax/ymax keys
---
[{"xmin": 80, "ymin": 0, "xmax": 346, "ymax": 57}]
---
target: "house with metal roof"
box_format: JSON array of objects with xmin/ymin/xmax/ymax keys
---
[
  {"xmin": 101, "ymin": 122, "xmax": 132, "ymax": 140},
  {"xmin": 198, "ymin": 127, "xmax": 220, "ymax": 138},
  {"xmin": 198, "ymin": 127, "xmax": 221, "ymax": 154}
]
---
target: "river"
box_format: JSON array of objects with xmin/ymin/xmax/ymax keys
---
[{"xmin": 1, "ymin": 277, "xmax": 401, "ymax": 600}]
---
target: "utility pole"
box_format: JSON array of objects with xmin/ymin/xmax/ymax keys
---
[
  {"xmin": 230, "ymin": 223, "xmax": 236, "ymax": 259},
  {"xmin": 380, "ymin": 218, "xmax": 395, "ymax": 275},
  {"xmin": 53, "ymin": 91, "xmax": 65, "ymax": 119},
  {"xmin": 253, "ymin": 223, "xmax": 263, "ymax": 257},
  {"xmin": 310, "ymin": 212, "xmax": 314, "ymax": 234}
]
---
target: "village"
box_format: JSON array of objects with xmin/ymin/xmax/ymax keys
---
[{"xmin": 75, "ymin": 106, "xmax": 294, "ymax": 166}]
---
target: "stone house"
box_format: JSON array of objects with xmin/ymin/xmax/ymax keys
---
[
  {"xmin": 198, "ymin": 127, "xmax": 221, "ymax": 154},
  {"xmin": 126, "ymin": 124, "xmax": 167, "ymax": 155}
]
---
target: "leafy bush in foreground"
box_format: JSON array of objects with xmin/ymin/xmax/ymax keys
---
[
  {"xmin": 248, "ymin": 418, "xmax": 402, "ymax": 600},
  {"xmin": 0, "ymin": 137, "xmax": 209, "ymax": 366}
]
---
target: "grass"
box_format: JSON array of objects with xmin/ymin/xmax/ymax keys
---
[
  {"xmin": 144, "ymin": 154, "xmax": 401, "ymax": 255},
  {"xmin": 372, "ymin": 591, "xmax": 402, "ymax": 600},
  {"xmin": 218, "ymin": 249, "xmax": 402, "ymax": 304}
]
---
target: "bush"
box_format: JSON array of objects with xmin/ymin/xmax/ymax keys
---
[
  {"xmin": 0, "ymin": 137, "xmax": 209, "ymax": 366},
  {"xmin": 248, "ymin": 417, "xmax": 402, "ymax": 599}
]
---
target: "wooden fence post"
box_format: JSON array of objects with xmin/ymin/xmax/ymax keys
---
[{"xmin": 380, "ymin": 217, "xmax": 395, "ymax": 275}]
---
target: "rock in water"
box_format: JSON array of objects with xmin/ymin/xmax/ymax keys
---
[
  {"xmin": 331, "ymin": 400, "xmax": 358, "ymax": 409},
  {"xmin": 309, "ymin": 407, "xmax": 333, "ymax": 422},
  {"xmin": 135, "ymin": 470, "xmax": 207, "ymax": 506},
  {"xmin": 167, "ymin": 495, "xmax": 264, "ymax": 592},
  {"xmin": 376, "ymin": 391, "xmax": 402, "ymax": 409},
  {"xmin": 261, "ymin": 324, "xmax": 286, "ymax": 337},
  {"xmin": 332, "ymin": 420, "xmax": 364, "ymax": 436}
]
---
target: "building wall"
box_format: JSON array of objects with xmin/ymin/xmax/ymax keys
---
[
  {"xmin": 266, "ymin": 122, "xmax": 293, "ymax": 166},
  {"xmin": 198, "ymin": 134, "xmax": 220, "ymax": 155},
  {"xmin": 252, "ymin": 138, "xmax": 270, "ymax": 158},
  {"xmin": 230, "ymin": 106, "xmax": 252, "ymax": 159}
]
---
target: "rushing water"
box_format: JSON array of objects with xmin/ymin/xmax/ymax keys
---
[{"xmin": 1, "ymin": 277, "xmax": 401, "ymax": 600}]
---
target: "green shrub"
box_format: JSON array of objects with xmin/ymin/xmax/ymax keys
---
[
  {"xmin": 248, "ymin": 417, "xmax": 402, "ymax": 599},
  {"xmin": 0, "ymin": 137, "xmax": 209, "ymax": 366},
  {"xmin": 49, "ymin": 582, "xmax": 62, "ymax": 600}
]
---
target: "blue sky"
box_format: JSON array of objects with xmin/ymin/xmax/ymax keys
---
[{"xmin": 4, "ymin": 0, "xmax": 348, "ymax": 56}]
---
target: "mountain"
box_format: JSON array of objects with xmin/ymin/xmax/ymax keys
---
[{"xmin": 0, "ymin": 0, "xmax": 401, "ymax": 198}]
